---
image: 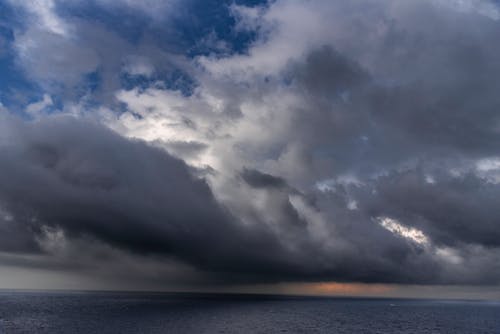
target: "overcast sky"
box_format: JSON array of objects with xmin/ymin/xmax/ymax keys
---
[{"xmin": 1, "ymin": 0, "xmax": 500, "ymax": 299}]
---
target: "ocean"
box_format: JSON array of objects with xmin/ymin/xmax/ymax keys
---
[{"xmin": 0, "ymin": 291, "xmax": 498, "ymax": 333}]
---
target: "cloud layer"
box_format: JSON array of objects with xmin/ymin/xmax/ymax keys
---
[{"xmin": 1, "ymin": 0, "xmax": 500, "ymax": 288}]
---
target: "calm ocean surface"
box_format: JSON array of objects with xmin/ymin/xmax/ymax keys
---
[{"xmin": 0, "ymin": 291, "xmax": 498, "ymax": 333}]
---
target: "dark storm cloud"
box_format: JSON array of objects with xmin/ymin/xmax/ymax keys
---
[
  {"xmin": 0, "ymin": 117, "xmax": 262, "ymax": 260},
  {"xmin": 0, "ymin": 115, "xmax": 499, "ymax": 285},
  {"xmin": 357, "ymin": 169, "xmax": 500, "ymax": 248},
  {"xmin": 2, "ymin": 0, "xmax": 500, "ymax": 288},
  {"xmin": 293, "ymin": 46, "xmax": 370, "ymax": 96},
  {"xmin": 0, "ymin": 116, "xmax": 336, "ymax": 282},
  {"xmin": 285, "ymin": 42, "xmax": 500, "ymax": 178},
  {"xmin": 240, "ymin": 168, "xmax": 288, "ymax": 189},
  {"xmin": 0, "ymin": 215, "xmax": 39, "ymax": 253},
  {"xmin": 0, "ymin": 116, "xmax": 447, "ymax": 284},
  {"xmin": 224, "ymin": 1, "xmax": 500, "ymax": 285}
]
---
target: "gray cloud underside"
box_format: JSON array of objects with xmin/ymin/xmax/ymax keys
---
[
  {"xmin": 0, "ymin": 115, "xmax": 499, "ymax": 285},
  {"xmin": 0, "ymin": 117, "xmax": 294, "ymax": 276}
]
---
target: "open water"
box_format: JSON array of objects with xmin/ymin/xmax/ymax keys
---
[{"xmin": 0, "ymin": 291, "xmax": 498, "ymax": 333}]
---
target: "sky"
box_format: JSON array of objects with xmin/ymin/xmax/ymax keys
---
[{"xmin": 1, "ymin": 0, "xmax": 500, "ymax": 300}]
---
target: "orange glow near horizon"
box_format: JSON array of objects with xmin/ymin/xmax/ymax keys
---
[{"xmin": 281, "ymin": 282, "xmax": 394, "ymax": 297}]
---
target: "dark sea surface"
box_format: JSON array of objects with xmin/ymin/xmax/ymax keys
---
[{"xmin": 0, "ymin": 291, "xmax": 498, "ymax": 333}]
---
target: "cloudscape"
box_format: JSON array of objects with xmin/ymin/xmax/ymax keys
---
[{"xmin": 1, "ymin": 0, "xmax": 500, "ymax": 299}]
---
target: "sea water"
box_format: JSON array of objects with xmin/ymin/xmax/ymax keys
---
[{"xmin": 0, "ymin": 291, "xmax": 498, "ymax": 333}]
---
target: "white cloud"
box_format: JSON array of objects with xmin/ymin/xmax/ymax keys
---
[
  {"xmin": 14, "ymin": 26, "xmax": 99, "ymax": 87},
  {"xmin": 122, "ymin": 55, "xmax": 155, "ymax": 77},
  {"xmin": 436, "ymin": 247, "xmax": 463, "ymax": 264},
  {"xmin": 10, "ymin": 0, "xmax": 71, "ymax": 35},
  {"xmin": 25, "ymin": 94, "xmax": 53, "ymax": 116},
  {"xmin": 476, "ymin": 157, "xmax": 500, "ymax": 183},
  {"xmin": 476, "ymin": 157, "xmax": 500, "ymax": 172},
  {"xmin": 94, "ymin": 0, "xmax": 179, "ymax": 20},
  {"xmin": 378, "ymin": 217, "xmax": 430, "ymax": 245},
  {"xmin": 199, "ymin": 0, "xmax": 334, "ymax": 79}
]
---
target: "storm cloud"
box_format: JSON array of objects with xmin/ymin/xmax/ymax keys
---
[
  {"xmin": 0, "ymin": 116, "xmax": 296, "ymax": 275},
  {"xmin": 1, "ymin": 0, "xmax": 500, "ymax": 289}
]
